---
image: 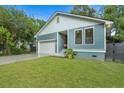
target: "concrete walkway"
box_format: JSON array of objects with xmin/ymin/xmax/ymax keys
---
[{"xmin": 0, "ymin": 54, "xmax": 45, "ymax": 65}]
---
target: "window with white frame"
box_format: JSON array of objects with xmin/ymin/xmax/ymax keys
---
[
  {"xmin": 85, "ymin": 27, "xmax": 94, "ymax": 44},
  {"xmin": 75, "ymin": 30, "xmax": 82, "ymax": 44}
]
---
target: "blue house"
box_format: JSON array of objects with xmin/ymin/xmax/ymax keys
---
[{"xmin": 35, "ymin": 12, "xmax": 113, "ymax": 60}]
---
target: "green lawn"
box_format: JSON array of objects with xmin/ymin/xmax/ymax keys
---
[{"xmin": 0, "ymin": 56, "xmax": 124, "ymax": 88}]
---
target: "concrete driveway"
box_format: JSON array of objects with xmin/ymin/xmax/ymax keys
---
[{"xmin": 0, "ymin": 54, "xmax": 45, "ymax": 65}]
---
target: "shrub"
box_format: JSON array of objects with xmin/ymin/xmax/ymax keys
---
[
  {"xmin": 11, "ymin": 47, "xmax": 31, "ymax": 55},
  {"xmin": 64, "ymin": 48, "xmax": 77, "ymax": 59}
]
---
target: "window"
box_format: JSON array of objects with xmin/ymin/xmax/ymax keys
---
[
  {"xmin": 85, "ymin": 27, "xmax": 94, "ymax": 44},
  {"xmin": 56, "ymin": 17, "xmax": 60, "ymax": 23},
  {"xmin": 75, "ymin": 30, "xmax": 82, "ymax": 44}
]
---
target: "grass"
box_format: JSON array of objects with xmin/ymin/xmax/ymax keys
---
[{"xmin": 0, "ymin": 56, "xmax": 124, "ymax": 88}]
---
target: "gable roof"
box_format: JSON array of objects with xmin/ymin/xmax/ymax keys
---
[{"xmin": 35, "ymin": 12, "xmax": 113, "ymax": 37}]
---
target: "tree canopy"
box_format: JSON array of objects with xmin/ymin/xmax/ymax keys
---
[
  {"xmin": 70, "ymin": 5, "xmax": 97, "ymax": 17},
  {"xmin": 101, "ymin": 5, "xmax": 124, "ymax": 42},
  {"xmin": 0, "ymin": 6, "xmax": 46, "ymax": 54}
]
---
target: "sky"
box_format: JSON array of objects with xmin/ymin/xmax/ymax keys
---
[{"xmin": 7, "ymin": 5, "xmax": 102, "ymax": 21}]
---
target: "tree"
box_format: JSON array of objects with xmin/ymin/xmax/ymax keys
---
[
  {"xmin": 70, "ymin": 5, "xmax": 97, "ymax": 17},
  {"xmin": 113, "ymin": 16, "xmax": 124, "ymax": 42},
  {"xmin": 101, "ymin": 5, "xmax": 124, "ymax": 42},
  {"xmin": 102, "ymin": 6, "xmax": 118, "ymax": 21},
  {"xmin": 0, "ymin": 6, "xmax": 46, "ymax": 54},
  {"xmin": 0, "ymin": 26, "xmax": 14, "ymax": 54}
]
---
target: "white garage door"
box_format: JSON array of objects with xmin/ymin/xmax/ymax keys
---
[{"xmin": 38, "ymin": 41, "xmax": 56, "ymax": 55}]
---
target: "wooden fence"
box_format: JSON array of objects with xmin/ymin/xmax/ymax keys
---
[{"xmin": 106, "ymin": 42, "xmax": 124, "ymax": 62}]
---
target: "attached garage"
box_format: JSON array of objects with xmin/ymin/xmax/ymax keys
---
[{"xmin": 38, "ymin": 39, "xmax": 56, "ymax": 55}]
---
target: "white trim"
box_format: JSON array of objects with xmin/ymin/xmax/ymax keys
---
[
  {"xmin": 35, "ymin": 12, "xmax": 113, "ymax": 37},
  {"xmin": 73, "ymin": 49, "xmax": 106, "ymax": 53},
  {"xmin": 74, "ymin": 28, "xmax": 83, "ymax": 45},
  {"xmin": 104, "ymin": 24, "xmax": 106, "ymax": 50},
  {"xmin": 39, "ymin": 39, "xmax": 56, "ymax": 42},
  {"xmin": 84, "ymin": 26, "xmax": 95, "ymax": 45},
  {"xmin": 57, "ymin": 32, "xmax": 59, "ymax": 54}
]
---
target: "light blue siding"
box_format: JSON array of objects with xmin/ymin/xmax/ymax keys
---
[
  {"xmin": 75, "ymin": 52, "xmax": 105, "ymax": 60},
  {"xmin": 58, "ymin": 33, "xmax": 64, "ymax": 53},
  {"xmin": 37, "ymin": 23, "xmax": 105, "ymax": 60},
  {"xmin": 68, "ymin": 23, "xmax": 104, "ymax": 49},
  {"xmin": 37, "ymin": 32, "xmax": 57, "ymax": 41},
  {"xmin": 68, "ymin": 23, "xmax": 105, "ymax": 60}
]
